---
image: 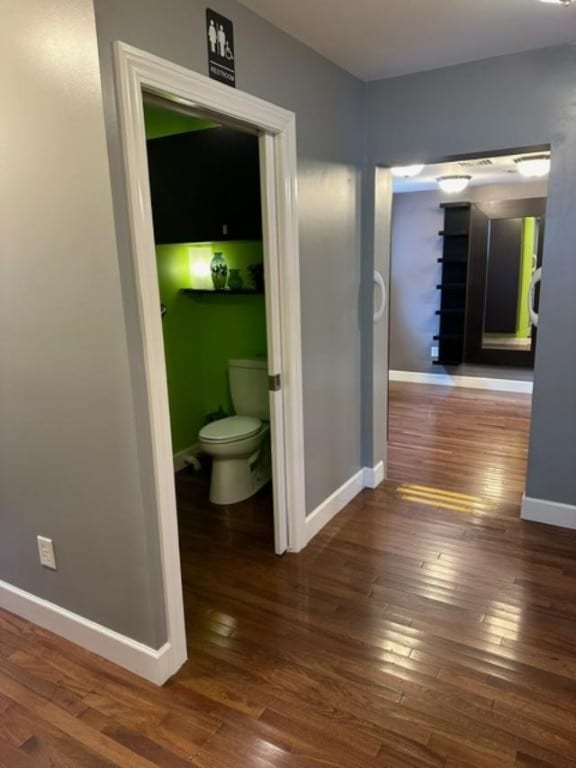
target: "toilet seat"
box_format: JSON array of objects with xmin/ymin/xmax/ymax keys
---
[{"xmin": 199, "ymin": 415, "xmax": 262, "ymax": 445}]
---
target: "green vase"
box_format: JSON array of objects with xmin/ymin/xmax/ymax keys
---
[
  {"xmin": 227, "ymin": 268, "xmax": 243, "ymax": 291},
  {"xmin": 210, "ymin": 252, "xmax": 228, "ymax": 290}
]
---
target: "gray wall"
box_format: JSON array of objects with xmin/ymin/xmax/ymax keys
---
[
  {"xmin": 93, "ymin": 0, "xmax": 365, "ymax": 519},
  {"xmin": 390, "ymin": 181, "xmax": 546, "ymax": 379},
  {"xmin": 0, "ymin": 0, "xmax": 364, "ymax": 651},
  {"xmin": 365, "ymin": 45, "xmax": 576, "ymax": 507},
  {"xmin": 0, "ymin": 0, "xmax": 165, "ymax": 646}
]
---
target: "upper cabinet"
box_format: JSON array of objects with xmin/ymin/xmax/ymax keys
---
[{"xmin": 146, "ymin": 127, "xmax": 262, "ymax": 244}]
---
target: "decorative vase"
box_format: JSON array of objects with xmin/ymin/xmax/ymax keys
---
[
  {"xmin": 227, "ymin": 268, "xmax": 243, "ymax": 291},
  {"xmin": 247, "ymin": 262, "xmax": 264, "ymax": 292},
  {"xmin": 210, "ymin": 252, "xmax": 228, "ymax": 290}
]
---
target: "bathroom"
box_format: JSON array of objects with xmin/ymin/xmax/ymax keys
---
[{"xmin": 145, "ymin": 100, "xmax": 272, "ymax": 513}]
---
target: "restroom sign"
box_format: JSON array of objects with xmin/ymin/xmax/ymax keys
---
[{"xmin": 206, "ymin": 9, "xmax": 236, "ymax": 87}]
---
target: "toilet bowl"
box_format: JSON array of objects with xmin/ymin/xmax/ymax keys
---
[{"xmin": 198, "ymin": 358, "xmax": 271, "ymax": 505}]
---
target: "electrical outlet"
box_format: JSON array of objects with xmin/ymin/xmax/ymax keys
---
[
  {"xmin": 431, "ymin": 345, "xmax": 439, "ymax": 359},
  {"xmin": 37, "ymin": 536, "xmax": 57, "ymax": 570}
]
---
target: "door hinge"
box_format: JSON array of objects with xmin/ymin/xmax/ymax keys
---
[{"xmin": 268, "ymin": 374, "xmax": 281, "ymax": 392}]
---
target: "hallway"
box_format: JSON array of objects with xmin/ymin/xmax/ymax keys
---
[
  {"xmin": 388, "ymin": 381, "xmax": 532, "ymax": 505},
  {"xmin": 2, "ymin": 383, "xmax": 576, "ymax": 767}
]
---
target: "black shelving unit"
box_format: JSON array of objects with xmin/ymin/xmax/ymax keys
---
[{"xmin": 434, "ymin": 203, "xmax": 471, "ymax": 366}]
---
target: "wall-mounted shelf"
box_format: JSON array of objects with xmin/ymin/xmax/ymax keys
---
[
  {"xmin": 434, "ymin": 203, "xmax": 471, "ymax": 367},
  {"xmin": 181, "ymin": 288, "xmax": 263, "ymax": 297},
  {"xmin": 434, "ymin": 333, "xmax": 463, "ymax": 341}
]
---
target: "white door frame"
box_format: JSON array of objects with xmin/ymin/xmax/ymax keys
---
[{"xmin": 114, "ymin": 42, "xmax": 306, "ymax": 682}]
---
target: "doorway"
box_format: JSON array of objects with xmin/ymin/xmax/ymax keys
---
[
  {"xmin": 382, "ymin": 148, "xmax": 549, "ymax": 510},
  {"xmin": 114, "ymin": 43, "xmax": 306, "ymax": 682}
]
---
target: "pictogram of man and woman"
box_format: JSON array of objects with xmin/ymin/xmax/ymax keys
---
[{"xmin": 208, "ymin": 19, "xmax": 233, "ymax": 60}]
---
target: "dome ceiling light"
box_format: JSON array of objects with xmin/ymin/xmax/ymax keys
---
[
  {"xmin": 390, "ymin": 164, "xmax": 424, "ymax": 178},
  {"xmin": 437, "ymin": 175, "xmax": 471, "ymax": 194},
  {"xmin": 514, "ymin": 154, "xmax": 551, "ymax": 178}
]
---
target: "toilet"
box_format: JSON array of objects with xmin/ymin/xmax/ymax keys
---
[{"xmin": 198, "ymin": 358, "xmax": 271, "ymax": 505}]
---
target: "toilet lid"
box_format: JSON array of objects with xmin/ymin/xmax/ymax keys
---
[{"xmin": 199, "ymin": 415, "xmax": 262, "ymax": 444}]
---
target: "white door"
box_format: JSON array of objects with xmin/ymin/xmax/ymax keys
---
[
  {"xmin": 259, "ymin": 133, "xmax": 288, "ymax": 554},
  {"xmin": 373, "ymin": 167, "xmax": 393, "ymax": 477}
]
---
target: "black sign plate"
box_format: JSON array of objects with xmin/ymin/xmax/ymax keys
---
[{"xmin": 206, "ymin": 9, "xmax": 236, "ymax": 87}]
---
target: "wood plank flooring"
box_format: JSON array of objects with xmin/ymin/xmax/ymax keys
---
[{"xmin": 3, "ymin": 382, "xmax": 576, "ymax": 767}]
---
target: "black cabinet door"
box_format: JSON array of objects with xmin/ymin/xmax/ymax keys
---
[{"xmin": 146, "ymin": 127, "xmax": 262, "ymax": 244}]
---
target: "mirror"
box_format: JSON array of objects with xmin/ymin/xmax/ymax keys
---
[
  {"xmin": 465, "ymin": 197, "xmax": 546, "ymax": 367},
  {"xmin": 481, "ymin": 215, "xmax": 542, "ymax": 353}
]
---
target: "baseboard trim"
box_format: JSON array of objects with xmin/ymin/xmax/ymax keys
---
[
  {"xmin": 363, "ymin": 461, "xmax": 384, "ymax": 489},
  {"xmin": 173, "ymin": 442, "xmax": 201, "ymax": 472},
  {"xmin": 389, "ymin": 370, "xmax": 533, "ymax": 394},
  {"xmin": 304, "ymin": 470, "xmax": 364, "ymax": 546},
  {"xmin": 521, "ymin": 495, "xmax": 576, "ymax": 530},
  {"xmin": 304, "ymin": 464, "xmax": 386, "ymax": 546},
  {"xmin": 0, "ymin": 580, "xmax": 181, "ymax": 685}
]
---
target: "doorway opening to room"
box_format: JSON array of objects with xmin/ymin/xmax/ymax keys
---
[
  {"xmin": 143, "ymin": 96, "xmax": 277, "ymax": 552},
  {"xmin": 114, "ymin": 43, "xmax": 305, "ymax": 681},
  {"xmin": 385, "ymin": 148, "xmax": 549, "ymax": 510}
]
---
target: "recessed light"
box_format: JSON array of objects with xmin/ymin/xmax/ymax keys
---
[
  {"xmin": 514, "ymin": 155, "xmax": 551, "ymax": 178},
  {"xmin": 390, "ymin": 164, "xmax": 424, "ymax": 178},
  {"xmin": 437, "ymin": 175, "xmax": 471, "ymax": 194}
]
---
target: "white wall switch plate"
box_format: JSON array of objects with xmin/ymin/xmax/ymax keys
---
[{"xmin": 37, "ymin": 536, "xmax": 57, "ymax": 570}]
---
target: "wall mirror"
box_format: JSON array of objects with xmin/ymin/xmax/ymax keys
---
[{"xmin": 465, "ymin": 197, "xmax": 546, "ymax": 367}]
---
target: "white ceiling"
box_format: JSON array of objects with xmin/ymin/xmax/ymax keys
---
[
  {"xmin": 393, "ymin": 152, "xmax": 549, "ymax": 193},
  {"xmin": 236, "ymin": 0, "xmax": 576, "ymax": 81}
]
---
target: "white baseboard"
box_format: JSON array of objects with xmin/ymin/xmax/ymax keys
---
[
  {"xmin": 363, "ymin": 461, "xmax": 384, "ymax": 489},
  {"xmin": 0, "ymin": 580, "xmax": 183, "ymax": 685},
  {"xmin": 304, "ymin": 470, "xmax": 364, "ymax": 545},
  {"xmin": 389, "ymin": 370, "xmax": 533, "ymax": 394},
  {"xmin": 521, "ymin": 495, "xmax": 576, "ymax": 529},
  {"xmin": 304, "ymin": 463, "xmax": 385, "ymax": 546},
  {"xmin": 173, "ymin": 442, "xmax": 201, "ymax": 472}
]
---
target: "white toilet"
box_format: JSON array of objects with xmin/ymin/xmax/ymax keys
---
[{"xmin": 198, "ymin": 358, "xmax": 271, "ymax": 505}]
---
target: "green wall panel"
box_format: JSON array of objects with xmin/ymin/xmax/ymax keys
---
[
  {"xmin": 156, "ymin": 241, "xmax": 267, "ymax": 453},
  {"xmin": 144, "ymin": 104, "xmax": 217, "ymax": 139}
]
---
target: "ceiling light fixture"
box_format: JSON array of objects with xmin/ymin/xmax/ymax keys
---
[
  {"xmin": 390, "ymin": 164, "xmax": 424, "ymax": 178},
  {"xmin": 514, "ymin": 154, "xmax": 551, "ymax": 178},
  {"xmin": 437, "ymin": 175, "xmax": 471, "ymax": 194},
  {"xmin": 539, "ymin": 0, "xmax": 573, "ymax": 6}
]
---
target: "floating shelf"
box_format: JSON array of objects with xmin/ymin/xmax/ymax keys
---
[
  {"xmin": 181, "ymin": 288, "xmax": 263, "ymax": 296},
  {"xmin": 435, "ymin": 308, "xmax": 465, "ymax": 316},
  {"xmin": 434, "ymin": 333, "xmax": 463, "ymax": 341}
]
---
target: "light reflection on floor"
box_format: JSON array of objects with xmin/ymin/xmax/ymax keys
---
[{"xmin": 397, "ymin": 483, "xmax": 495, "ymax": 515}]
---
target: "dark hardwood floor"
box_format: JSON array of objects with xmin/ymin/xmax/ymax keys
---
[{"xmin": 3, "ymin": 382, "xmax": 576, "ymax": 767}]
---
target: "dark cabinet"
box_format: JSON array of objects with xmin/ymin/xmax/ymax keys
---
[{"xmin": 146, "ymin": 126, "xmax": 262, "ymax": 244}]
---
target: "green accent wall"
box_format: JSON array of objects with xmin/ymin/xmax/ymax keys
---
[
  {"xmin": 143, "ymin": 104, "xmax": 217, "ymax": 139},
  {"xmin": 144, "ymin": 103, "xmax": 266, "ymax": 454},
  {"xmin": 157, "ymin": 241, "xmax": 267, "ymax": 453},
  {"xmin": 517, "ymin": 217, "xmax": 536, "ymax": 338}
]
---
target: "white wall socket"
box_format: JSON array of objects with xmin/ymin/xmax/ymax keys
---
[
  {"xmin": 37, "ymin": 536, "xmax": 57, "ymax": 570},
  {"xmin": 431, "ymin": 345, "xmax": 439, "ymax": 359}
]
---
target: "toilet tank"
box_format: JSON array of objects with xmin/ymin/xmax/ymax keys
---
[{"xmin": 229, "ymin": 358, "xmax": 269, "ymax": 419}]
